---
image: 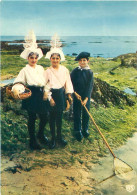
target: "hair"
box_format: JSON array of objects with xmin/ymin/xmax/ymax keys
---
[
  {"xmin": 28, "ymin": 52, "xmax": 39, "ymax": 58},
  {"xmin": 50, "ymin": 53, "xmax": 61, "ymax": 59}
]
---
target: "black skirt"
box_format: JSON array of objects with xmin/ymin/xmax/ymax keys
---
[
  {"xmin": 22, "ymin": 86, "xmax": 50, "ymax": 114},
  {"xmin": 50, "ymin": 87, "xmax": 66, "ymax": 112}
]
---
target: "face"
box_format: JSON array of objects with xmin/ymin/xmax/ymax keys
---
[
  {"xmin": 50, "ymin": 54, "xmax": 61, "ymax": 68},
  {"xmin": 78, "ymin": 58, "xmax": 89, "ymax": 68},
  {"xmin": 28, "ymin": 54, "xmax": 38, "ymax": 67}
]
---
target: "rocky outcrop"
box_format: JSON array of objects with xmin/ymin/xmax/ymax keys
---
[
  {"xmin": 113, "ymin": 53, "xmax": 137, "ymax": 69},
  {"xmin": 1, "ymin": 41, "xmax": 50, "ymax": 55},
  {"xmin": 1, "ymin": 41, "xmax": 66, "ymax": 55},
  {"xmin": 91, "ymin": 78, "xmax": 135, "ymax": 107}
]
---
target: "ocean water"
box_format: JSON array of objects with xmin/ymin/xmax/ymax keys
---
[{"xmin": 1, "ymin": 36, "xmax": 137, "ymax": 58}]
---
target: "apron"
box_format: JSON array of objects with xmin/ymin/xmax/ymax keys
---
[
  {"xmin": 22, "ymin": 86, "xmax": 50, "ymax": 114},
  {"xmin": 50, "ymin": 87, "xmax": 66, "ymax": 112}
]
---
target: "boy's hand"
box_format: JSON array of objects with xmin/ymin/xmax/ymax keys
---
[
  {"xmin": 50, "ymin": 98, "xmax": 55, "ymax": 107},
  {"xmin": 82, "ymin": 97, "xmax": 88, "ymax": 106},
  {"xmin": 43, "ymin": 91, "xmax": 48, "ymax": 101}
]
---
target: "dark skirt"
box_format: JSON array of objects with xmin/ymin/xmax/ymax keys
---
[
  {"xmin": 50, "ymin": 87, "xmax": 66, "ymax": 112},
  {"xmin": 22, "ymin": 86, "xmax": 50, "ymax": 114}
]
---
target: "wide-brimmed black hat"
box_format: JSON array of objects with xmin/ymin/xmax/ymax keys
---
[{"xmin": 75, "ymin": 52, "xmax": 90, "ymax": 61}]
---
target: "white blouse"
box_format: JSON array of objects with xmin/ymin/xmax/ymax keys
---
[
  {"xmin": 12, "ymin": 64, "xmax": 50, "ymax": 93},
  {"xmin": 44, "ymin": 65, "xmax": 74, "ymax": 94}
]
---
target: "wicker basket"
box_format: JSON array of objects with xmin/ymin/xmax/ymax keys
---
[{"xmin": 6, "ymin": 83, "xmax": 32, "ymax": 100}]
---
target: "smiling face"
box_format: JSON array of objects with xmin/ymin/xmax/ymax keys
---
[
  {"xmin": 78, "ymin": 58, "xmax": 89, "ymax": 68},
  {"xmin": 28, "ymin": 54, "xmax": 38, "ymax": 67},
  {"xmin": 50, "ymin": 53, "xmax": 61, "ymax": 68}
]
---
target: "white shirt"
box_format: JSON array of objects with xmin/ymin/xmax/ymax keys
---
[
  {"xmin": 12, "ymin": 64, "xmax": 50, "ymax": 93},
  {"xmin": 44, "ymin": 65, "xmax": 74, "ymax": 94}
]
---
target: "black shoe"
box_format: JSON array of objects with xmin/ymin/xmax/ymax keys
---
[
  {"xmin": 29, "ymin": 139, "xmax": 42, "ymax": 150},
  {"xmin": 82, "ymin": 130, "xmax": 90, "ymax": 138},
  {"xmin": 37, "ymin": 134, "xmax": 49, "ymax": 145},
  {"xmin": 74, "ymin": 131, "xmax": 83, "ymax": 142},
  {"xmin": 57, "ymin": 138, "xmax": 67, "ymax": 147},
  {"xmin": 49, "ymin": 139, "xmax": 56, "ymax": 149}
]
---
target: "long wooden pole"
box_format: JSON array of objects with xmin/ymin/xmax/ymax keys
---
[{"xmin": 74, "ymin": 92, "xmax": 116, "ymax": 158}]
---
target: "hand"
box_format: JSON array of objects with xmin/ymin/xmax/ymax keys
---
[
  {"xmin": 12, "ymin": 89, "xmax": 20, "ymax": 99},
  {"xmin": 82, "ymin": 98, "xmax": 88, "ymax": 106},
  {"xmin": 50, "ymin": 98, "xmax": 55, "ymax": 107},
  {"xmin": 66, "ymin": 100, "xmax": 71, "ymax": 111},
  {"xmin": 67, "ymin": 94, "xmax": 73, "ymax": 104},
  {"xmin": 43, "ymin": 91, "xmax": 48, "ymax": 101},
  {"xmin": 74, "ymin": 92, "xmax": 81, "ymax": 101}
]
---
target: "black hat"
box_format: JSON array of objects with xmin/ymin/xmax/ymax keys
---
[{"xmin": 75, "ymin": 52, "xmax": 90, "ymax": 61}]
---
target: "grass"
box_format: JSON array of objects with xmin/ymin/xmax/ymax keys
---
[
  {"xmin": 96, "ymin": 66, "xmax": 137, "ymax": 92},
  {"xmin": 1, "ymin": 50, "xmax": 137, "ymax": 169},
  {"xmin": 1, "ymin": 97, "xmax": 137, "ymax": 169}
]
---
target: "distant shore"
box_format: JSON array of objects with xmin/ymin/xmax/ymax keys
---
[{"xmin": 1, "ymin": 35, "xmax": 137, "ymax": 58}]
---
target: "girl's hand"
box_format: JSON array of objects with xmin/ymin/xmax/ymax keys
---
[
  {"xmin": 50, "ymin": 98, "xmax": 55, "ymax": 107},
  {"xmin": 13, "ymin": 89, "xmax": 20, "ymax": 99},
  {"xmin": 43, "ymin": 91, "xmax": 48, "ymax": 101},
  {"xmin": 67, "ymin": 94, "xmax": 73, "ymax": 104}
]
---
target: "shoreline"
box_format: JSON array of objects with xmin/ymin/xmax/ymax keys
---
[{"xmin": 1, "ymin": 36, "xmax": 137, "ymax": 58}]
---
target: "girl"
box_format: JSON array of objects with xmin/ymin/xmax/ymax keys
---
[
  {"xmin": 44, "ymin": 36, "xmax": 73, "ymax": 149},
  {"xmin": 12, "ymin": 31, "xmax": 50, "ymax": 150}
]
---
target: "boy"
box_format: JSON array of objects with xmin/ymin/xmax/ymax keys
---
[{"xmin": 71, "ymin": 52, "xmax": 94, "ymax": 141}]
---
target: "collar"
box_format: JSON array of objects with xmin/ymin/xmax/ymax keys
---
[
  {"xmin": 50, "ymin": 65, "xmax": 61, "ymax": 71},
  {"xmin": 78, "ymin": 65, "xmax": 90, "ymax": 70},
  {"xmin": 26, "ymin": 64, "xmax": 38, "ymax": 69}
]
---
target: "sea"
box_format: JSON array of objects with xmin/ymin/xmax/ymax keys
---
[{"xmin": 1, "ymin": 36, "xmax": 137, "ymax": 58}]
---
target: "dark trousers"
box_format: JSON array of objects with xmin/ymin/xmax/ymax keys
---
[
  {"xmin": 49, "ymin": 109, "xmax": 63, "ymax": 140},
  {"xmin": 73, "ymin": 97, "xmax": 90, "ymax": 133},
  {"xmin": 49, "ymin": 87, "xmax": 65, "ymax": 141},
  {"xmin": 28, "ymin": 111, "xmax": 48, "ymax": 140}
]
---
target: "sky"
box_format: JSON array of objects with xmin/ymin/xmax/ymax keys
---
[{"xmin": 1, "ymin": 1, "xmax": 137, "ymax": 36}]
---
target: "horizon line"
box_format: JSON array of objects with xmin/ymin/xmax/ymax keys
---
[{"xmin": 1, "ymin": 35, "xmax": 137, "ymax": 37}]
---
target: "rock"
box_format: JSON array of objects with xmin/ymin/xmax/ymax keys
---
[
  {"xmin": 72, "ymin": 53, "xmax": 78, "ymax": 56},
  {"xmin": 1, "ymin": 158, "xmax": 22, "ymax": 173},
  {"xmin": 91, "ymin": 78, "xmax": 135, "ymax": 107},
  {"xmin": 113, "ymin": 53, "xmax": 137, "ymax": 69}
]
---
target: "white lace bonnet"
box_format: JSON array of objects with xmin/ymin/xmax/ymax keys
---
[
  {"xmin": 45, "ymin": 33, "xmax": 65, "ymax": 61},
  {"xmin": 20, "ymin": 30, "xmax": 43, "ymax": 60}
]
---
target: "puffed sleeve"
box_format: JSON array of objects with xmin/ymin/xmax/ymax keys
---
[
  {"xmin": 12, "ymin": 68, "xmax": 26, "ymax": 92},
  {"xmin": 43, "ymin": 69, "xmax": 50, "ymax": 91},
  {"xmin": 65, "ymin": 69, "xmax": 74, "ymax": 94},
  {"xmin": 13, "ymin": 68, "xmax": 26, "ymax": 85},
  {"xmin": 43, "ymin": 69, "xmax": 52, "ymax": 100}
]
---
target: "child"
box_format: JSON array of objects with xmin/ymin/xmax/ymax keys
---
[
  {"xmin": 71, "ymin": 52, "xmax": 94, "ymax": 141},
  {"xmin": 44, "ymin": 34, "xmax": 73, "ymax": 149},
  {"xmin": 12, "ymin": 31, "xmax": 50, "ymax": 150}
]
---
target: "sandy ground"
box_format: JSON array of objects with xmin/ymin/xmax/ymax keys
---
[{"xmin": 1, "ymin": 158, "xmax": 96, "ymax": 195}]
